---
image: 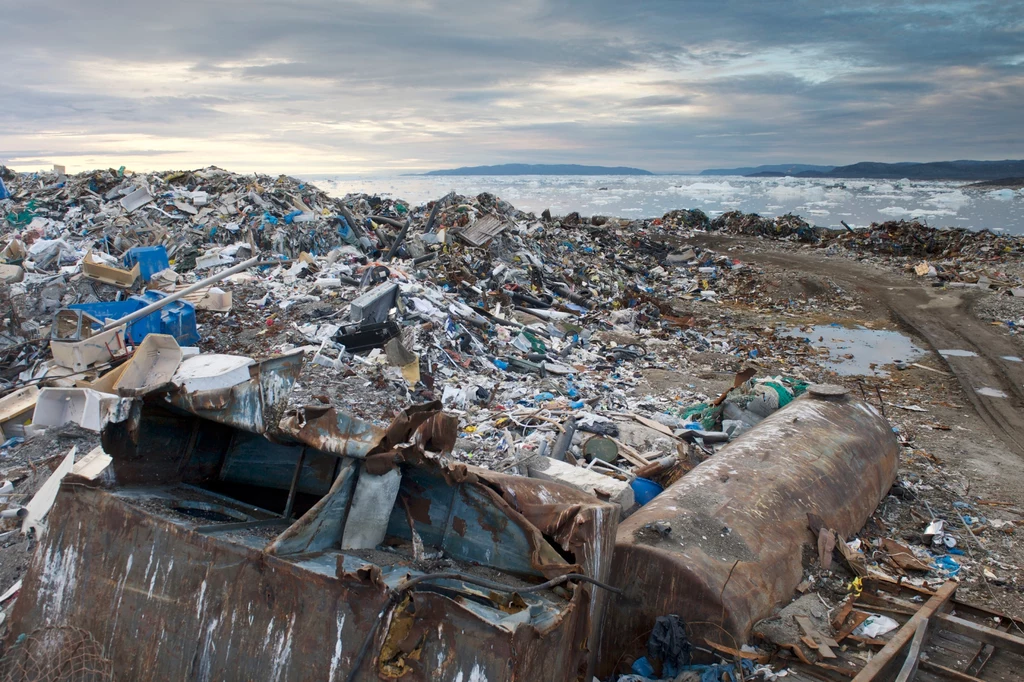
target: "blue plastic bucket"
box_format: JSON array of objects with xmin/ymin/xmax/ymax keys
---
[{"xmin": 630, "ymin": 477, "xmax": 664, "ymax": 506}]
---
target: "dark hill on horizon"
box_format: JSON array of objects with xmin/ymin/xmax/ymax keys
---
[
  {"xmin": 700, "ymin": 164, "xmax": 835, "ymax": 176},
  {"xmin": 740, "ymin": 160, "xmax": 1024, "ymax": 180},
  {"xmin": 421, "ymin": 163, "xmax": 653, "ymax": 176}
]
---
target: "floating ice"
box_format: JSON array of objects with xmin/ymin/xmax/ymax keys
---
[{"xmin": 312, "ymin": 174, "xmax": 1024, "ymax": 234}]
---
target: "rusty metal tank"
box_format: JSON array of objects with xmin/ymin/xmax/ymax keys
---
[{"xmin": 597, "ymin": 390, "xmax": 899, "ymax": 675}]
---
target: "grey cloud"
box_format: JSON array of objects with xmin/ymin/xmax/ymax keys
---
[{"xmin": 0, "ymin": 0, "xmax": 1021, "ymax": 172}]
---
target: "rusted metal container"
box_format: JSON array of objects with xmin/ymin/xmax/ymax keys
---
[
  {"xmin": 8, "ymin": 382, "xmax": 618, "ymax": 681},
  {"xmin": 597, "ymin": 391, "xmax": 899, "ymax": 676}
]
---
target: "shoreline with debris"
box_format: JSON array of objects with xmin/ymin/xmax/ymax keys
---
[{"xmin": 1, "ymin": 165, "xmax": 1023, "ymax": 680}]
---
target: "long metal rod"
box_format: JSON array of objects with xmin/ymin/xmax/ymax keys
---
[
  {"xmin": 283, "ymin": 447, "xmax": 307, "ymax": 519},
  {"xmin": 195, "ymin": 518, "xmax": 291, "ymax": 534},
  {"xmin": 101, "ymin": 255, "xmax": 262, "ymax": 331}
]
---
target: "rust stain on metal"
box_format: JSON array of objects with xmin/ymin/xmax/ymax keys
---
[
  {"xmin": 11, "ymin": 387, "xmax": 618, "ymax": 682},
  {"xmin": 403, "ymin": 494, "xmax": 432, "ymax": 526},
  {"xmin": 598, "ymin": 393, "xmax": 899, "ymax": 677},
  {"xmin": 279, "ymin": 404, "xmax": 387, "ymax": 458}
]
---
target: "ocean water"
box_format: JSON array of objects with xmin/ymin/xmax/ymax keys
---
[{"xmin": 307, "ymin": 174, "xmax": 1024, "ymax": 234}]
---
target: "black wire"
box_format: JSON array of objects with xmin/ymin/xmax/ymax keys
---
[{"xmin": 344, "ymin": 571, "xmax": 621, "ymax": 682}]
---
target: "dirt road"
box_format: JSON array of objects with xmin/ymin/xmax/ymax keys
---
[{"xmin": 694, "ymin": 235, "xmax": 1024, "ymax": 458}]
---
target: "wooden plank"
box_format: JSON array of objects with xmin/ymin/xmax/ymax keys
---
[
  {"xmin": 837, "ymin": 611, "xmax": 871, "ymax": 642},
  {"xmin": 918, "ymin": 660, "xmax": 985, "ymax": 682},
  {"xmin": 814, "ymin": 661, "xmax": 858, "ymax": 678},
  {"xmin": 832, "ymin": 596, "xmax": 856, "ymax": 630},
  {"xmin": 703, "ymin": 639, "xmax": 768, "ymax": 663},
  {"xmin": 947, "ymin": 601, "xmax": 1024, "ymax": 633},
  {"xmin": 895, "ymin": 620, "xmax": 928, "ymax": 682},
  {"xmin": 609, "ymin": 438, "xmax": 649, "ymax": 468},
  {"xmin": 964, "ymin": 618, "xmax": 1011, "ymax": 678},
  {"xmin": 456, "ymin": 215, "xmax": 508, "ymax": 247},
  {"xmin": 852, "ymin": 581, "xmax": 958, "ymax": 682},
  {"xmin": 935, "ymin": 613, "xmax": 1024, "ymax": 656},
  {"xmin": 629, "ymin": 413, "xmax": 677, "ymax": 438}
]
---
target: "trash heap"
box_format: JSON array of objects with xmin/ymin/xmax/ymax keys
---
[
  {"xmin": 2, "ymin": 166, "xmax": 1022, "ymax": 682},
  {"xmin": 680, "ymin": 205, "xmax": 1024, "ymax": 293},
  {"xmin": 0, "ymin": 165, "xmax": 821, "ymax": 519}
]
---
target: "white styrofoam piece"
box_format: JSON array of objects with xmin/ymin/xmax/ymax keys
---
[
  {"xmin": 22, "ymin": 447, "xmax": 76, "ymax": 535},
  {"xmin": 171, "ymin": 354, "xmax": 254, "ymax": 393},
  {"xmin": 72, "ymin": 446, "xmax": 112, "ymax": 480},
  {"xmin": 32, "ymin": 388, "xmax": 117, "ymax": 432},
  {"xmin": 120, "ymin": 187, "xmax": 154, "ymax": 213},
  {"xmin": 114, "ymin": 334, "xmax": 182, "ymax": 394},
  {"xmin": 527, "ymin": 456, "xmax": 635, "ymax": 511},
  {"xmin": 50, "ymin": 325, "xmax": 127, "ymax": 372}
]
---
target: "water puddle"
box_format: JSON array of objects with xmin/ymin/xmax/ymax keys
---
[
  {"xmin": 939, "ymin": 349, "xmax": 978, "ymax": 358},
  {"xmin": 785, "ymin": 324, "xmax": 925, "ymax": 376},
  {"xmin": 977, "ymin": 387, "xmax": 1008, "ymax": 398}
]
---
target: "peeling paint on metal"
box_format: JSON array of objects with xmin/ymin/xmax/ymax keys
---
[
  {"xmin": 38, "ymin": 541, "xmax": 79, "ymax": 625},
  {"xmin": 269, "ymin": 615, "xmax": 296, "ymax": 681},
  {"xmin": 328, "ymin": 613, "xmax": 346, "ymax": 681}
]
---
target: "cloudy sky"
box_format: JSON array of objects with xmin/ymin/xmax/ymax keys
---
[{"xmin": 2, "ymin": 1, "xmax": 1021, "ymax": 174}]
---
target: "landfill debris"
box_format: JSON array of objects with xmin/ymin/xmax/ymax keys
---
[{"xmin": 2, "ymin": 165, "xmax": 1023, "ymax": 681}]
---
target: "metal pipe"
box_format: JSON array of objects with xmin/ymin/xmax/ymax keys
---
[
  {"xmin": 383, "ymin": 218, "xmax": 411, "ymax": 262},
  {"xmin": 551, "ymin": 417, "xmax": 576, "ymax": 461},
  {"xmin": 370, "ymin": 215, "xmax": 406, "ymax": 229},
  {"xmin": 101, "ymin": 255, "xmax": 261, "ymax": 332}
]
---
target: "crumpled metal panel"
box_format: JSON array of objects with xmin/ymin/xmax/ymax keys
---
[
  {"xmin": 477, "ymin": 469, "xmax": 620, "ymax": 680},
  {"xmin": 17, "ymin": 397, "xmax": 619, "ymax": 682},
  {"xmin": 166, "ymin": 349, "xmax": 302, "ymax": 437},
  {"xmin": 278, "ymin": 404, "xmax": 386, "ymax": 459},
  {"xmin": 597, "ymin": 393, "xmax": 899, "ymax": 676},
  {"xmin": 6, "ymin": 487, "xmax": 584, "ymax": 681},
  {"xmin": 278, "ymin": 400, "xmax": 458, "ymax": 463},
  {"xmin": 8, "ymin": 483, "xmax": 609, "ymax": 681}
]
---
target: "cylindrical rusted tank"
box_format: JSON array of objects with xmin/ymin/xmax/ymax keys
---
[{"xmin": 598, "ymin": 391, "xmax": 898, "ymax": 675}]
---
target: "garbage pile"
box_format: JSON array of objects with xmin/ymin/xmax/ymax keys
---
[
  {"xmin": 704, "ymin": 209, "xmax": 819, "ymax": 242},
  {"xmin": 0, "ymin": 165, "xmax": 820, "ymax": 517},
  {"xmin": 2, "ymin": 166, "xmax": 1022, "ymax": 682},
  {"xmin": 829, "ymin": 219, "xmax": 1024, "ymax": 259},
  {"xmin": 687, "ymin": 207, "xmax": 1024, "ymax": 291}
]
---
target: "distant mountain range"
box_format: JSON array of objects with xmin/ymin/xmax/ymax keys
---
[
  {"xmin": 421, "ymin": 163, "xmax": 653, "ymax": 176},
  {"xmin": 703, "ymin": 160, "xmax": 1024, "ymax": 180},
  {"xmin": 700, "ymin": 164, "xmax": 835, "ymax": 176}
]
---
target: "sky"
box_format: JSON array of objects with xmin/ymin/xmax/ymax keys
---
[{"xmin": 1, "ymin": 1, "xmax": 1022, "ymax": 175}]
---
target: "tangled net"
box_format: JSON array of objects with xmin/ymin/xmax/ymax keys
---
[{"xmin": 0, "ymin": 627, "xmax": 114, "ymax": 682}]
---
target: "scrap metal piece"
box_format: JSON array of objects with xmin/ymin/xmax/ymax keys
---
[
  {"xmin": 598, "ymin": 392, "xmax": 900, "ymax": 674},
  {"xmin": 10, "ymin": 395, "xmax": 618, "ymax": 681},
  {"xmin": 279, "ymin": 404, "xmax": 387, "ymax": 459},
  {"xmin": 349, "ymin": 281, "xmax": 399, "ymax": 325}
]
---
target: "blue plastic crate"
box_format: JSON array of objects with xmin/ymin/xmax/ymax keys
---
[
  {"xmin": 69, "ymin": 290, "xmax": 198, "ymax": 346},
  {"xmin": 123, "ymin": 246, "xmax": 170, "ymax": 282}
]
